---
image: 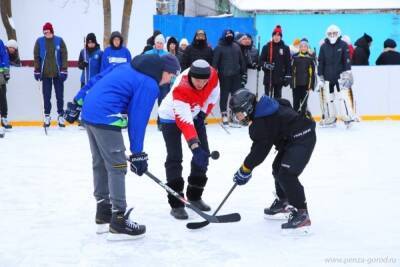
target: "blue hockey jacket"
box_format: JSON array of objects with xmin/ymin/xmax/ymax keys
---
[{"xmin": 74, "ymin": 54, "xmax": 164, "ymax": 153}]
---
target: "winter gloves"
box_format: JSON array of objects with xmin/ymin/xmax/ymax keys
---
[
  {"xmin": 233, "ymin": 165, "xmax": 252, "ymax": 185},
  {"xmin": 191, "ymin": 145, "xmax": 209, "ymax": 171},
  {"xmin": 129, "ymin": 152, "xmax": 148, "ymax": 176},
  {"xmin": 59, "ymin": 69, "xmax": 68, "ymax": 82},
  {"xmin": 64, "ymin": 101, "xmax": 82, "ymax": 123}
]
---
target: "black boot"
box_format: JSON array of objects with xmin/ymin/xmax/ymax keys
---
[
  {"xmin": 166, "ymin": 178, "xmax": 188, "ymax": 220},
  {"xmin": 170, "ymin": 207, "xmax": 188, "ymax": 220},
  {"xmin": 187, "ymin": 175, "xmax": 211, "ymax": 211},
  {"xmin": 281, "ymin": 209, "xmax": 311, "ymax": 230},
  {"xmin": 264, "ymin": 198, "xmax": 290, "ymax": 219},
  {"xmin": 108, "ymin": 208, "xmax": 146, "ymax": 241},
  {"xmin": 95, "ymin": 199, "xmax": 112, "ymax": 234}
]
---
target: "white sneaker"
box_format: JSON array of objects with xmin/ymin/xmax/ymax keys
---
[{"xmin": 58, "ymin": 115, "xmax": 65, "ymax": 128}]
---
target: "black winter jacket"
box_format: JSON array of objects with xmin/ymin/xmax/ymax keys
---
[
  {"xmin": 181, "ymin": 35, "xmax": 213, "ymax": 71},
  {"xmin": 318, "ymin": 38, "xmax": 351, "ymax": 82},
  {"xmin": 259, "ymin": 40, "xmax": 291, "ymax": 85},
  {"xmin": 291, "ymin": 52, "xmax": 316, "ymax": 89},
  {"xmin": 237, "ymin": 39, "xmax": 259, "ymax": 71},
  {"xmin": 352, "ymin": 36, "xmax": 371, "ymax": 65},
  {"xmin": 376, "ymin": 50, "xmax": 400, "ymax": 65},
  {"xmin": 244, "ymin": 96, "xmax": 316, "ymax": 170},
  {"xmin": 212, "ymin": 34, "xmax": 245, "ymax": 76}
]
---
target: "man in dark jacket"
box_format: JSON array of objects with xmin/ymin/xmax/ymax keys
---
[
  {"xmin": 318, "ymin": 25, "xmax": 355, "ymax": 127},
  {"xmin": 34, "ymin": 22, "xmax": 68, "ymax": 128},
  {"xmin": 229, "ymin": 89, "xmax": 316, "ymax": 233},
  {"xmin": 259, "ymin": 25, "xmax": 291, "ymax": 99},
  {"xmin": 352, "ymin": 33, "xmax": 373, "ymax": 66},
  {"xmin": 64, "ymin": 54, "xmax": 181, "ymax": 241},
  {"xmin": 376, "ymin": 39, "xmax": 400, "ymax": 65},
  {"xmin": 181, "ymin": 29, "xmax": 213, "ymax": 70},
  {"xmin": 236, "ymin": 33, "xmax": 259, "ymax": 87},
  {"xmin": 212, "ymin": 29, "xmax": 245, "ymax": 125}
]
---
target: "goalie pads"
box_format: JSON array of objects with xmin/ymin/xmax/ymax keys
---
[{"xmin": 319, "ymin": 81, "xmax": 337, "ymax": 125}]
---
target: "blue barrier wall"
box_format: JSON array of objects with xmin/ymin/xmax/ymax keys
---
[
  {"xmin": 154, "ymin": 15, "xmax": 256, "ymax": 48},
  {"xmin": 255, "ymin": 13, "xmax": 400, "ymax": 65}
]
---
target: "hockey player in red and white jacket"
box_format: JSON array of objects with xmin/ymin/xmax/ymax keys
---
[{"xmin": 158, "ymin": 59, "xmax": 220, "ymax": 220}]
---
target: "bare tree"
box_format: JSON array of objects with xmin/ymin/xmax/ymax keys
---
[
  {"xmin": 103, "ymin": 0, "xmax": 111, "ymax": 48},
  {"xmin": 0, "ymin": 0, "xmax": 17, "ymax": 40},
  {"xmin": 121, "ymin": 0, "xmax": 133, "ymax": 46}
]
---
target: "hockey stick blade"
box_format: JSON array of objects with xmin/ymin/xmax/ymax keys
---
[{"xmin": 186, "ymin": 213, "xmax": 241, "ymax": 229}]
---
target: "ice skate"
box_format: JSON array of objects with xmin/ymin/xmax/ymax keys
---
[
  {"xmin": 95, "ymin": 199, "xmax": 112, "ymax": 234},
  {"xmin": 107, "ymin": 208, "xmax": 146, "ymax": 241},
  {"xmin": 58, "ymin": 115, "xmax": 66, "ymax": 128},
  {"xmin": 264, "ymin": 198, "xmax": 291, "ymax": 220},
  {"xmin": 221, "ymin": 112, "xmax": 229, "ymax": 125},
  {"xmin": 281, "ymin": 209, "xmax": 311, "ymax": 235},
  {"xmin": 43, "ymin": 115, "xmax": 51, "ymax": 128},
  {"xmin": 319, "ymin": 117, "xmax": 337, "ymax": 128},
  {"xmin": 1, "ymin": 118, "xmax": 12, "ymax": 129}
]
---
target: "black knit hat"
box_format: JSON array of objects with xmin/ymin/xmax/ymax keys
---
[
  {"xmin": 189, "ymin": 59, "xmax": 211, "ymax": 79},
  {"xmin": 86, "ymin": 33, "xmax": 97, "ymax": 44},
  {"xmin": 384, "ymin": 38, "xmax": 396, "ymax": 48},
  {"xmin": 161, "ymin": 54, "xmax": 181, "ymax": 75},
  {"xmin": 363, "ymin": 33, "xmax": 373, "ymax": 43}
]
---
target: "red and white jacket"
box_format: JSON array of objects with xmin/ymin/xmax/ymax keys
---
[{"xmin": 158, "ymin": 67, "xmax": 220, "ymax": 144}]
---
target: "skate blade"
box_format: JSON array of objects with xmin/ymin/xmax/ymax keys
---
[
  {"xmin": 96, "ymin": 224, "xmax": 109, "ymax": 234},
  {"xmin": 264, "ymin": 213, "xmax": 290, "ymax": 220},
  {"xmin": 106, "ymin": 232, "xmax": 145, "ymax": 241},
  {"xmin": 281, "ymin": 226, "xmax": 311, "ymax": 236},
  {"xmin": 229, "ymin": 124, "xmax": 242, "ymax": 128}
]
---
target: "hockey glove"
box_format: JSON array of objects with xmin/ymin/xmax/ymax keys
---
[
  {"xmin": 339, "ymin": 70, "xmax": 353, "ymax": 89},
  {"xmin": 64, "ymin": 101, "xmax": 82, "ymax": 123},
  {"xmin": 263, "ymin": 62, "xmax": 275, "ymax": 71},
  {"xmin": 233, "ymin": 165, "xmax": 252, "ymax": 185},
  {"xmin": 129, "ymin": 152, "xmax": 148, "ymax": 176},
  {"xmin": 191, "ymin": 145, "xmax": 209, "ymax": 171},
  {"xmin": 59, "ymin": 69, "xmax": 68, "ymax": 82},
  {"xmin": 3, "ymin": 70, "xmax": 10, "ymax": 82}
]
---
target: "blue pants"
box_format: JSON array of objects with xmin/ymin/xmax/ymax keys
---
[{"xmin": 42, "ymin": 77, "xmax": 64, "ymax": 115}]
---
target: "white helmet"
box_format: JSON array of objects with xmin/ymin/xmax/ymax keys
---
[
  {"xmin": 6, "ymin": 39, "xmax": 18, "ymax": 49},
  {"xmin": 326, "ymin": 25, "xmax": 341, "ymax": 44}
]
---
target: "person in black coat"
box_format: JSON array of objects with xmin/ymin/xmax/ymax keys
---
[
  {"xmin": 291, "ymin": 38, "xmax": 316, "ymax": 115},
  {"xmin": 235, "ymin": 33, "xmax": 259, "ymax": 87},
  {"xmin": 212, "ymin": 29, "xmax": 245, "ymax": 125},
  {"xmin": 376, "ymin": 39, "xmax": 400, "ymax": 65},
  {"xmin": 181, "ymin": 29, "xmax": 213, "ymax": 71},
  {"xmin": 352, "ymin": 33, "xmax": 373, "ymax": 66},
  {"xmin": 259, "ymin": 25, "xmax": 291, "ymax": 99},
  {"xmin": 229, "ymin": 89, "xmax": 316, "ymax": 232}
]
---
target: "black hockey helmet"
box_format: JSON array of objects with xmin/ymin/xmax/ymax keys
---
[{"xmin": 229, "ymin": 88, "xmax": 256, "ymax": 117}]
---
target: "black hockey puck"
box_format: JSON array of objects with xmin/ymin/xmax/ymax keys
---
[{"xmin": 210, "ymin": 151, "xmax": 220, "ymax": 160}]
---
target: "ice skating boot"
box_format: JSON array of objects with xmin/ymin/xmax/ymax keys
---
[
  {"xmin": 108, "ymin": 208, "xmax": 146, "ymax": 241},
  {"xmin": 95, "ymin": 199, "xmax": 112, "ymax": 234},
  {"xmin": 281, "ymin": 209, "xmax": 311, "ymax": 235},
  {"xmin": 1, "ymin": 117, "xmax": 12, "ymax": 129},
  {"xmin": 264, "ymin": 198, "xmax": 291, "ymax": 220}
]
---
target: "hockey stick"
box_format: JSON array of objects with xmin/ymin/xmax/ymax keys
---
[
  {"xmin": 255, "ymin": 35, "xmax": 261, "ymax": 100},
  {"xmin": 37, "ymin": 81, "xmax": 48, "ymax": 135},
  {"xmin": 186, "ymin": 183, "xmax": 239, "ymax": 229},
  {"xmin": 297, "ymin": 90, "xmax": 310, "ymax": 113},
  {"xmin": 144, "ymin": 171, "xmax": 240, "ymax": 224},
  {"xmin": 83, "ymin": 36, "xmax": 88, "ymax": 85}
]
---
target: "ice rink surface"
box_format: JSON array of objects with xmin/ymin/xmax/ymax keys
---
[{"xmin": 1, "ymin": 121, "xmax": 399, "ymax": 267}]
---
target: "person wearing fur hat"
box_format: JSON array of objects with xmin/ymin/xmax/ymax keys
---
[
  {"xmin": 34, "ymin": 22, "xmax": 68, "ymax": 128},
  {"xmin": 64, "ymin": 54, "xmax": 180, "ymax": 240},
  {"xmin": 78, "ymin": 33, "xmax": 103, "ymax": 87},
  {"xmin": 376, "ymin": 39, "xmax": 400, "ymax": 65},
  {"xmin": 352, "ymin": 33, "xmax": 373, "ymax": 66},
  {"xmin": 213, "ymin": 29, "xmax": 245, "ymax": 125},
  {"xmin": 259, "ymin": 25, "xmax": 291, "ymax": 99},
  {"xmin": 158, "ymin": 59, "xmax": 219, "ymax": 220},
  {"xmin": 291, "ymin": 38, "xmax": 316, "ymax": 115},
  {"xmin": 101, "ymin": 31, "xmax": 131, "ymax": 72},
  {"xmin": 181, "ymin": 29, "xmax": 213, "ymax": 71}
]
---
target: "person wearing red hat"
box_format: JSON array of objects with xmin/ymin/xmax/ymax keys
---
[
  {"xmin": 34, "ymin": 22, "xmax": 68, "ymax": 128},
  {"xmin": 259, "ymin": 25, "xmax": 291, "ymax": 99}
]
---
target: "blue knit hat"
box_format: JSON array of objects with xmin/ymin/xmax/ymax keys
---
[{"xmin": 161, "ymin": 54, "xmax": 180, "ymax": 75}]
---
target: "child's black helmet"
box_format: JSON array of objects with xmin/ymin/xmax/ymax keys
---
[{"xmin": 229, "ymin": 88, "xmax": 256, "ymax": 116}]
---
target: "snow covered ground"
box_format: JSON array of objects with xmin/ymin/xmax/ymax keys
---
[{"xmin": 1, "ymin": 122, "xmax": 399, "ymax": 267}]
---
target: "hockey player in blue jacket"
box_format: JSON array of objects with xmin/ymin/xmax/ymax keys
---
[{"xmin": 64, "ymin": 54, "xmax": 180, "ymax": 240}]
